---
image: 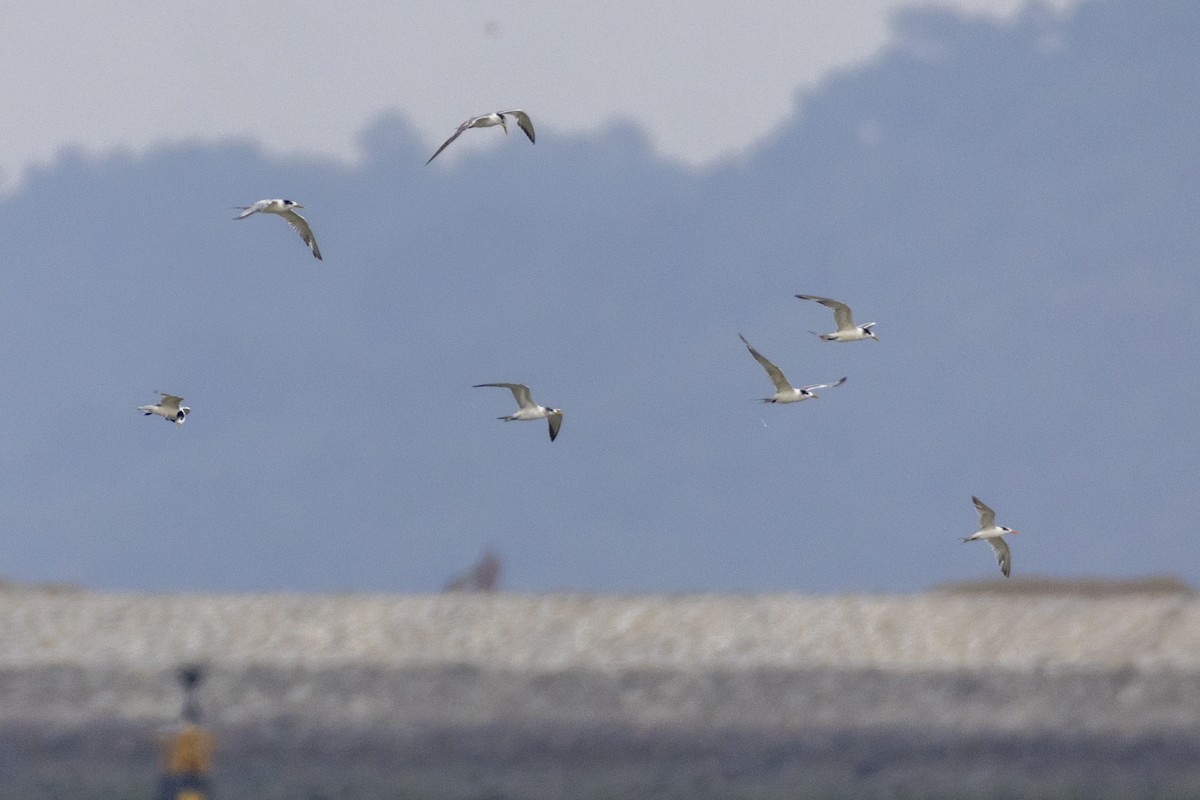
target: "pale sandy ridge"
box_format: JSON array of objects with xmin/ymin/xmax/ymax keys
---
[{"xmin": 3, "ymin": 591, "xmax": 1198, "ymax": 672}]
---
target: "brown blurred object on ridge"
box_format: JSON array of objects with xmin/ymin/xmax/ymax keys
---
[{"xmin": 444, "ymin": 549, "xmax": 503, "ymax": 593}]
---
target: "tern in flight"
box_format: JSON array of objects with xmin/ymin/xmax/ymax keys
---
[
  {"xmin": 138, "ymin": 392, "xmax": 190, "ymax": 426},
  {"xmin": 962, "ymin": 496, "xmax": 1020, "ymax": 577},
  {"xmin": 474, "ymin": 383, "xmax": 562, "ymax": 441},
  {"xmin": 426, "ymin": 110, "xmax": 536, "ymax": 165},
  {"xmin": 794, "ymin": 294, "xmax": 877, "ymax": 341},
  {"xmin": 234, "ymin": 199, "xmax": 322, "ymax": 260},
  {"xmin": 739, "ymin": 334, "xmax": 846, "ymax": 403}
]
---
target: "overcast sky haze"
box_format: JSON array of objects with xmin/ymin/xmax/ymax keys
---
[
  {"xmin": 3, "ymin": 0, "xmax": 1195, "ymax": 596},
  {"xmin": 2, "ymin": 1, "xmax": 1079, "ymax": 192}
]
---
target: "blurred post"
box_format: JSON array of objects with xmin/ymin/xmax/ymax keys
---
[{"xmin": 156, "ymin": 665, "xmax": 215, "ymax": 800}]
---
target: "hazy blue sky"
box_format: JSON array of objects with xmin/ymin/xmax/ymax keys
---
[
  {"xmin": 1, "ymin": 1, "xmax": 1079, "ymax": 191},
  {"xmin": 3, "ymin": 0, "xmax": 1195, "ymax": 595}
]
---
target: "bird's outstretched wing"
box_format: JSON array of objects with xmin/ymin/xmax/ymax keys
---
[
  {"xmin": 157, "ymin": 393, "xmax": 184, "ymax": 410},
  {"xmin": 426, "ymin": 120, "xmax": 472, "ymax": 165},
  {"xmin": 739, "ymin": 334, "xmax": 793, "ymax": 394},
  {"xmin": 474, "ymin": 383, "xmax": 535, "ymax": 410},
  {"xmin": 987, "ymin": 537, "xmax": 1011, "ymax": 578},
  {"xmin": 499, "ymin": 110, "xmax": 536, "ymax": 143},
  {"xmin": 972, "ymin": 496, "xmax": 996, "ymax": 530},
  {"xmin": 281, "ymin": 209, "xmax": 322, "ymax": 260},
  {"xmin": 799, "ymin": 376, "xmax": 847, "ymax": 392},
  {"xmin": 547, "ymin": 411, "xmax": 562, "ymax": 442},
  {"xmin": 796, "ymin": 294, "xmax": 855, "ymax": 332}
]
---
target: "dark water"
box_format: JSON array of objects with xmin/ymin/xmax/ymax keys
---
[{"xmin": 4, "ymin": 723, "xmax": 1199, "ymax": 800}]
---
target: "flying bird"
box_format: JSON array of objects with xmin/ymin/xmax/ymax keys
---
[
  {"xmin": 739, "ymin": 334, "xmax": 846, "ymax": 403},
  {"xmin": 961, "ymin": 496, "xmax": 1020, "ymax": 577},
  {"xmin": 138, "ymin": 392, "xmax": 190, "ymax": 426},
  {"xmin": 234, "ymin": 199, "xmax": 322, "ymax": 260},
  {"xmin": 426, "ymin": 110, "xmax": 536, "ymax": 165},
  {"xmin": 794, "ymin": 294, "xmax": 877, "ymax": 341},
  {"xmin": 474, "ymin": 383, "xmax": 562, "ymax": 441}
]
